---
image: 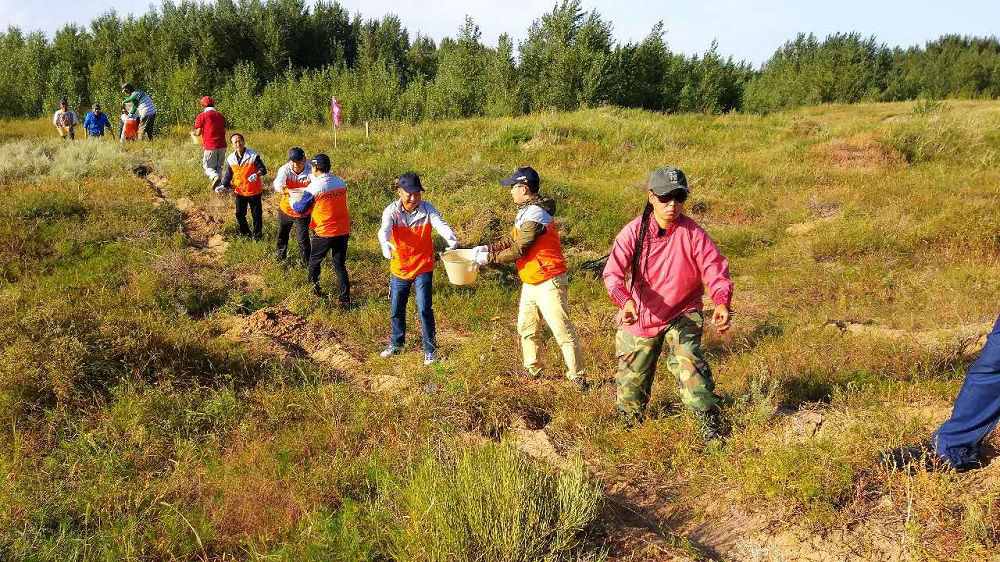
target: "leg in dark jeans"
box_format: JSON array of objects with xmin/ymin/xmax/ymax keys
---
[
  {"xmin": 389, "ymin": 275, "xmax": 412, "ymax": 349},
  {"xmin": 933, "ymin": 315, "xmax": 1000, "ymax": 467},
  {"xmin": 276, "ymin": 209, "xmax": 294, "ymax": 260},
  {"xmin": 413, "ymin": 271, "xmax": 437, "ymax": 354},
  {"xmin": 294, "ymin": 215, "xmax": 311, "ymax": 265},
  {"xmin": 235, "ymin": 195, "xmax": 252, "ymax": 238},
  {"xmin": 328, "ymin": 234, "xmax": 351, "ymax": 304},
  {"xmin": 249, "ymin": 194, "xmax": 263, "ymax": 240},
  {"xmin": 308, "ymin": 236, "xmax": 331, "ymax": 287}
]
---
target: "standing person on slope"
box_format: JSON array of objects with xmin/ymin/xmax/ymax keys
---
[
  {"xmin": 53, "ymin": 99, "xmax": 78, "ymax": 140},
  {"xmin": 192, "ymin": 96, "xmax": 227, "ymax": 191},
  {"xmin": 221, "ymin": 133, "xmax": 267, "ymax": 240},
  {"xmin": 292, "ymin": 154, "xmax": 351, "ymax": 305},
  {"xmin": 377, "ymin": 173, "xmax": 458, "ymax": 366},
  {"xmin": 272, "ymin": 147, "xmax": 312, "ymax": 266},
  {"xmin": 82, "ymin": 103, "xmax": 113, "ymax": 138},
  {"xmin": 472, "ymin": 167, "xmax": 588, "ymax": 391},
  {"xmin": 121, "ymin": 83, "xmax": 156, "ymax": 140},
  {"xmin": 601, "ymin": 167, "xmax": 733, "ymax": 440}
]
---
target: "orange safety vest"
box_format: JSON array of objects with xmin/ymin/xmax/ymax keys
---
[
  {"xmin": 514, "ymin": 222, "xmax": 567, "ymax": 285},
  {"xmin": 309, "ymin": 175, "xmax": 350, "ymax": 237},
  {"xmin": 278, "ymin": 163, "xmax": 312, "ymax": 218},
  {"xmin": 228, "ymin": 149, "xmax": 263, "ymax": 196},
  {"xmin": 388, "ymin": 214, "xmax": 434, "ymax": 280}
]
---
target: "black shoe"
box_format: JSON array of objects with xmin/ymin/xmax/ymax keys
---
[
  {"xmin": 312, "ymin": 285, "xmax": 326, "ymax": 298},
  {"xmin": 694, "ymin": 407, "xmax": 723, "ymax": 443},
  {"xmin": 616, "ymin": 406, "xmax": 642, "ymax": 429},
  {"xmin": 878, "ymin": 443, "xmax": 968, "ymax": 472}
]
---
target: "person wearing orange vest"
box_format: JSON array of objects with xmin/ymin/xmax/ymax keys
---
[
  {"xmin": 272, "ymin": 147, "xmax": 312, "ymax": 265},
  {"xmin": 377, "ymin": 173, "xmax": 459, "ymax": 365},
  {"xmin": 221, "ymin": 133, "xmax": 268, "ymax": 240},
  {"xmin": 473, "ymin": 167, "xmax": 588, "ymax": 390},
  {"xmin": 292, "ymin": 153, "xmax": 351, "ymax": 304}
]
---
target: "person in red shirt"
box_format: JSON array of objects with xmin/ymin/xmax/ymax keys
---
[{"xmin": 191, "ymin": 96, "xmax": 227, "ymax": 191}]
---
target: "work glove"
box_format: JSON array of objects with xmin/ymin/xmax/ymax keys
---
[
  {"xmin": 248, "ymin": 173, "xmax": 258, "ymax": 183},
  {"xmin": 474, "ymin": 248, "xmax": 489, "ymax": 265},
  {"xmin": 381, "ymin": 241, "xmax": 396, "ymax": 260},
  {"xmin": 472, "ymin": 245, "xmax": 487, "ymax": 253},
  {"xmin": 214, "ymin": 184, "xmax": 227, "ymax": 194}
]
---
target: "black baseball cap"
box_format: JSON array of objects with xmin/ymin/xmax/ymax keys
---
[
  {"xmin": 93, "ymin": 103, "xmax": 101, "ymax": 110},
  {"xmin": 397, "ymin": 172, "xmax": 424, "ymax": 193},
  {"xmin": 499, "ymin": 166, "xmax": 540, "ymax": 190},
  {"xmin": 310, "ymin": 153, "xmax": 331, "ymax": 172},
  {"xmin": 288, "ymin": 147, "xmax": 305, "ymax": 162},
  {"xmin": 648, "ymin": 167, "xmax": 688, "ymax": 196},
  {"xmin": 58, "ymin": 99, "xmax": 67, "ymax": 105}
]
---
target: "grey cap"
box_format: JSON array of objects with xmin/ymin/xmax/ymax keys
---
[{"xmin": 648, "ymin": 166, "xmax": 688, "ymax": 196}]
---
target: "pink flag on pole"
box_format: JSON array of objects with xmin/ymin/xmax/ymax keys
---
[{"xmin": 332, "ymin": 96, "xmax": 342, "ymax": 126}]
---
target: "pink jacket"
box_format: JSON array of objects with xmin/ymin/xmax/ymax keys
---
[{"xmin": 603, "ymin": 214, "xmax": 733, "ymax": 338}]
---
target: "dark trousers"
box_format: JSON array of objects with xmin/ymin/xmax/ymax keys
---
[
  {"xmin": 933, "ymin": 315, "xmax": 1000, "ymax": 467},
  {"xmin": 390, "ymin": 271, "xmax": 436, "ymax": 354},
  {"xmin": 235, "ymin": 194, "xmax": 263, "ymax": 239},
  {"xmin": 309, "ymin": 234, "xmax": 350, "ymax": 303},
  {"xmin": 138, "ymin": 113, "xmax": 155, "ymax": 140},
  {"xmin": 276, "ymin": 209, "xmax": 311, "ymax": 264}
]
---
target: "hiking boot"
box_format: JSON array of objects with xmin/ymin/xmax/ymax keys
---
[
  {"xmin": 424, "ymin": 351, "xmax": 437, "ymax": 366},
  {"xmin": 570, "ymin": 377, "xmax": 590, "ymax": 392},
  {"xmin": 694, "ymin": 407, "xmax": 723, "ymax": 443},
  {"xmin": 616, "ymin": 406, "xmax": 642, "ymax": 429},
  {"xmin": 379, "ymin": 345, "xmax": 402, "ymax": 359}
]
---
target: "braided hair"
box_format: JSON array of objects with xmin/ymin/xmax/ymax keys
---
[{"xmin": 630, "ymin": 202, "xmax": 654, "ymax": 290}]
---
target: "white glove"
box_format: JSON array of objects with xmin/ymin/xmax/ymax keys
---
[
  {"xmin": 214, "ymin": 184, "xmax": 227, "ymax": 194},
  {"xmin": 381, "ymin": 241, "xmax": 396, "ymax": 260},
  {"xmin": 472, "ymin": 245, "xmax": 487, "ymax": 253},
  {"xmin": 248, "ymin": 173, "xmax": 258, "ymax": 183},
  {"xmin": 446, "ymin": 241, "xmax": 458, "ymax": 251},
  {"xmin": 474, "ymin": 249, "xmax": 489, "ymax": 265}
]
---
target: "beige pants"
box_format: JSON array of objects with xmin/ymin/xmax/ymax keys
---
[{"xmin": 517, "ymin": 273, "xmax": 584, "ymax": 380}]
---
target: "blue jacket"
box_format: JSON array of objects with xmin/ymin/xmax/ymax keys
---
[{"xmin": 83, "ymin": 111, "xmax": 112, "ymax": 136}]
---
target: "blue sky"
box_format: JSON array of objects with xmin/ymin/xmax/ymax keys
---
[{"xmin": 1, "ymin": 0, "xmax": 996, "ymax": 67}]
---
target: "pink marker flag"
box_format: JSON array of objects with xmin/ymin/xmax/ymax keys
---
[{"xmin": 332, "ymin": 96, "xmax": 342, "ymax": 126}]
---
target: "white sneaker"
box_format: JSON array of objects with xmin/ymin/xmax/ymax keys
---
[
  {"xmin": 424, "ymin": 351, "xmax": 437, "ymax": 366},
  {"xmin": 380, "ymin": 345, "xmax": 402, "ymax": 359}
]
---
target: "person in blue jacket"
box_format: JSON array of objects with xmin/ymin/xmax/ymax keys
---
[
  {"xmin": 883, "ymin": 313, "xmax": 1000, "ymax": 471},
  {"xmin": 83, "ymin": 103, "xmax": 113, "ymax": 138}
]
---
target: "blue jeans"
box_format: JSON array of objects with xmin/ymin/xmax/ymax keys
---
[
  {"xmin": 390, "ymin": 272, "xmax": 436, "ymax": 354},
  {"xmin": 933, "ymin": 314, "xmax": 1000, "ymax": 467}
]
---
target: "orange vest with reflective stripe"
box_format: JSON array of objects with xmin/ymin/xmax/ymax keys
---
[
  {"xmin": 390, "ymin": 220, "xmax": 434, "ymax": 280},
  {"xmin": 514, "ymin": 223, "xmax": 567, "ymax": 285},
  {"xmin": 310, "ymin": 176, "xmax": 350, "ymax": 237},
  {"xmin": 278, "ymin": 165, "xmax": 311, "ymax": 218},
  {"xmin": 229, "ymin": 150, "xmax": 263, "ymax": 196}
]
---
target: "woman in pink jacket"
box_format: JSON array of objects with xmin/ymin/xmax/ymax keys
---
[{"xmin": 602, "ymin": 167, "xmax": 733, "ymax": 439}]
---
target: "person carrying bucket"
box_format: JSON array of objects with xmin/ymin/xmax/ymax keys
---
[
  {"xmin": 272, "ymin": 147, "xmax": 312, "ymax": 266},
  {"xmin": 472, "ymin": 167, "xmax": 588, "ymax": 391},
  {"xmin": 601, "ymin": 167, "xmax": 733, "ymax": 440},
  {"xmin": 377, "ymin": 173, "xmax": 458, "ymax": 366}
]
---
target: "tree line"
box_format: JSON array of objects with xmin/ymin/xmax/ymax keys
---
[{"xmin": 0, "ymin": 0, "xmax": 997, "ymax": 128}]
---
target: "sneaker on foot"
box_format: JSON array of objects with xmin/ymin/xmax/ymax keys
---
[
  {"xmin": 616, "ymin": 406, "xmax": 642, "ymax": 429},
  {"xmin": 208, "ymin": 174, "xmax": 221, "ymax": 191},
  {"xmin": 424, "ymin": 351, "xmax": 437, "ymax": 366},
  {"xmin": 380, "ymin": 345, "xmax": 402, "ymax": 359},
  {"xmin": 524, "ymin": 368, "xmax": 543, "ymax": 379},
  {"xmin": 878, "ymin": 442, "xmax": 970, "ymax": 472}
]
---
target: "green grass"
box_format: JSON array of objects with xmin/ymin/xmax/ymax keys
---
[{"xmin": 1, "ymin": 100, "xmax": 999, "ymax": 560}]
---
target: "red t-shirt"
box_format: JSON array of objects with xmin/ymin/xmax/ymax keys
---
[{"xmin": 194, "ymin": 108, "xmax": 227, "ymax": 150}]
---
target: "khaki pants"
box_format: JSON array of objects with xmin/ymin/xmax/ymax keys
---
[
  {"xmin": 517, "ymin": 273, "xmax": 584, "ymax": 380},
  {"xmin": 203, "ymin": 148, "xmax": 226, "ymax": 180}
]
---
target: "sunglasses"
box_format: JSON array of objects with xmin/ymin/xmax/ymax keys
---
[{"xmin": 654, "ymin": 190, "xmax": 687, "ymax": 204}]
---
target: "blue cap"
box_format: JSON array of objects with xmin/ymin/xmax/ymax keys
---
[
  {"xmin": 288, "ymin": 147, "xmax": 305, "ymax": 162},
  {"xmin": 499, "ymin": 166, "xmax": 540, "ymax": 189},
  {"xmin": 310, "ymin": 153, "xmax": 331, "ymax": 172},
  {"xmin": 397, "ymin": 172, "xmax": 424, "ymax": 193},
  {"xmin": 58, "ymin": 99, "xmax": 67, "ymax": 105}
]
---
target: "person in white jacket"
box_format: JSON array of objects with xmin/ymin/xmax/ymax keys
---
[{"xmin": 377, "ymin": 173, "xmax": 458, "ymax": 365}]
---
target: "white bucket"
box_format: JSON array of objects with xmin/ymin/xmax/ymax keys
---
[{"xmin": 441, "ymin": 249, "xmax": 479, "ymax": 285}]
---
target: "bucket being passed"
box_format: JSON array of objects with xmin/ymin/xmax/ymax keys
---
[{"xmin": 441, "ymin": 249, "xmax": 479, "ymax": 285}]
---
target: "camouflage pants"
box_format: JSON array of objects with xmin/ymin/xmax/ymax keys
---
[{"xmin": 615, "ymin": 310, "xmax": 719, "ymax": 422}]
